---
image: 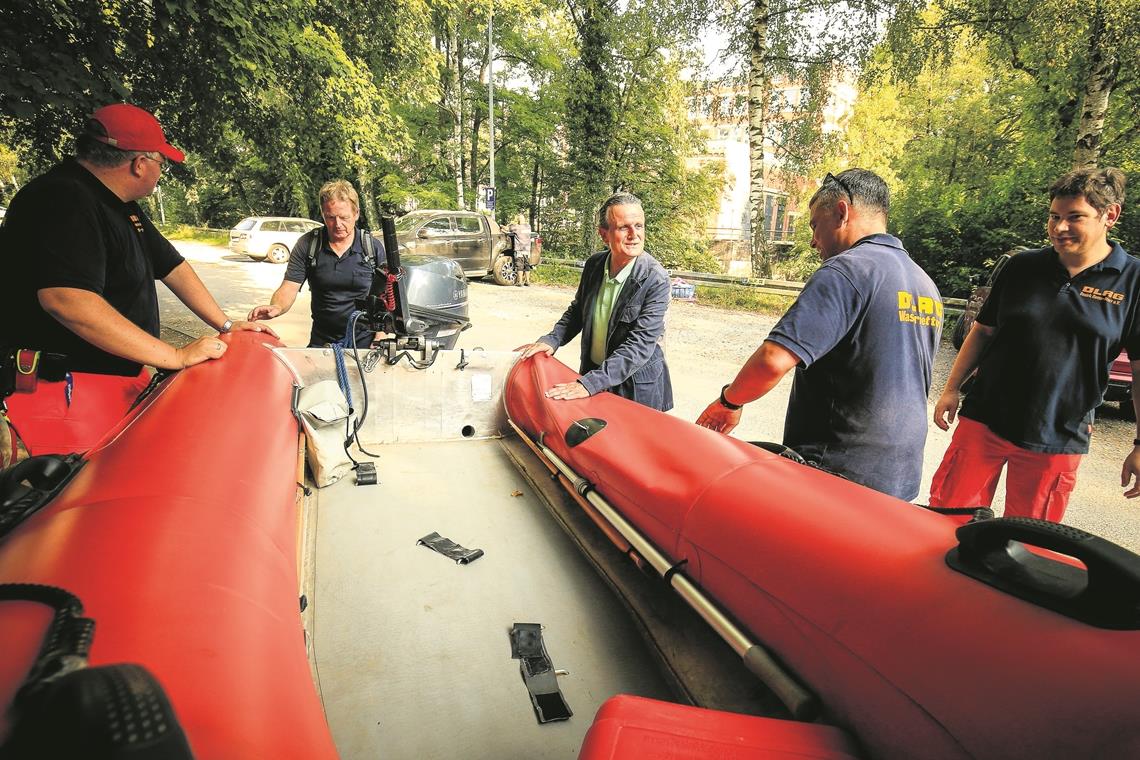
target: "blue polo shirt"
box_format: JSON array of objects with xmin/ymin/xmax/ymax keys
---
[
  {"xmin": 284, "ymin": 228, "xmax": 378, "ymax": 347},
  {"xmin": 961, "ymin": 244, "xmax": 1140, "ymax": 453},
  {"xmin": 766, "ymin": 233, "xmax": 943, "ymax": 500}
]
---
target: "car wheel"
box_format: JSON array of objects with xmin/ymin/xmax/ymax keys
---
[
  {"xmin": 950, "ymin": 313, "xmax": 968, "ymax": 350},
  {"xmin": 266, "ymin": 244, "xmax": 290, "ymax": 264},
  {"xmin": 492, "ymin": 255, "xmax": 517, "ymax": 286}
]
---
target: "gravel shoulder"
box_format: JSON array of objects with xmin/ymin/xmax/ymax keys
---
[{"xmin": 166, "ymin": 241, "xmax": 1140, "ymax": 553}]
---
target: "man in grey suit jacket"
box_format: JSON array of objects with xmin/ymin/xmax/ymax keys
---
[{"xmin": 516, "ymin": 193, "xmax": 673, "ymax": 411}]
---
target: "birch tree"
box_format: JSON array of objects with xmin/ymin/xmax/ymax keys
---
[
  {"xmin": 714, "ymin": 0, "xmax": 891, "ymax": 277},
  {"xmin": 884, "ymin": 0, "xmax": 1140, "ymax": 169}
]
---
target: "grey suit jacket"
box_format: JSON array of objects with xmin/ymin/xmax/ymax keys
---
[{"xmin": 539, "ymin": 250, "xmax": 673, "ymax": 411}]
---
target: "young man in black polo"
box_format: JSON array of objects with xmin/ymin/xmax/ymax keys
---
[{"xmin": 930, "ymin": 167, "xmax": 1140, "ymax": 521}]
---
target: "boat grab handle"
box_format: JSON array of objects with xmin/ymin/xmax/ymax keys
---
[
  {"xmin": 0, "ymin": 453, "xmax": 84, "ymax": 539},
  {"xmin": 946, "ymin": 517, "xmax": 1140, "ymax": 630}
]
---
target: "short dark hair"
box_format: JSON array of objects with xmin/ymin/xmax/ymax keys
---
[
  {"xmin": 1049, "ymin": 167, "xmax": 1126, "ymax": 213},
  {"xmin": 75, "ymin": 119, "xmax": 142, "ymax": 167},
  {"xmin": 597, "ymin": 192, "xmax": 643, "ymax": 229},
  {"xmin": 810, "ymin": 168, "xmax": 890, "ymax": 216}
]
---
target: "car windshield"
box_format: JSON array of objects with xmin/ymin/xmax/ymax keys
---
[
  {"xmin": 394, "ymin": 212, "xmax": 437, "ymax": 232},
  {"xmin": 234, "ymin": 218, "xmax": 257, "ymax": 231}
]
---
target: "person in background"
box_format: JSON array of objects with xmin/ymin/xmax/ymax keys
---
[
  {"xmin": 696, "ymin": 168, "xmax": 943, "ymax": 501},
  {"xmin": 515, "ymin": 192, "xmax": 673, "ymax": 411},
  {"xmin": 508, "ymin": 214, "xmax": 533, "ymax": 286},
  {"xmin": 0, "ymin": 103, "xmax": 273, "ymax": 456},
  {"xmin": 931, "ymin": 167, "xmax": 1140, "ymax": 521},
  {"xmin": 248, "ymin": 180, "xmax": 379, "ymax": 348}
]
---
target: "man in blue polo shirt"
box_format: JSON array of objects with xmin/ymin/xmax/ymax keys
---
[
  {"xmin": 248, "ymin": 180, "xmax": 377, "ymax": 347},
  {"xmin": 697, "ymin": 169, "xmax": 943, "ymax": 500},
  {"xmin": 931, "ymin": 167, "xmax": 1140, "ymax": 521}
]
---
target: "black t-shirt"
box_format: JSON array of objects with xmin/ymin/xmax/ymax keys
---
[
  {"xmin": 0, "ymin": 159, "xmax": 184, "ymax": 375},
  {"xmin": 283, "ymin": 228, "xmax": 378, "ymax": 347},
  {"xmin": 962, "ymin": 245, "xmax": 1140, "ymax": 453}
]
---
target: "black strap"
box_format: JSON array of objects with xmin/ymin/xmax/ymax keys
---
[
  {"xmin": 307, "ymin": 228, "xmax": 377, "ymax": 274},
  {"xmin": 509, "ymin": 623, "xmax": 573, "ymax": 723},
  {"xmin": 417, "ymin": 531, "xmax": 484, "ymax": 564},
  {"xmin": 920, "ymin": 504, "xmax": 995, "ymax": 522},
  {"xmin": 127, "ymin": 369, "xmax": 175, "ymax": 412}
]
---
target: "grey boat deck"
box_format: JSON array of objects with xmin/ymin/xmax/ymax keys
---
[
  {"xmin": 307, "ymin": 437, "xmax": 673, "ymax": 758},
  {"xmin": 279, "ymin": 347, "xmax": 779, "ymax": 758}
]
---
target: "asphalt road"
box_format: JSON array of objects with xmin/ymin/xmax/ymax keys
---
[{"xmin": 163, "ymin": 241, "xmax": 1140, "ymax": 553}]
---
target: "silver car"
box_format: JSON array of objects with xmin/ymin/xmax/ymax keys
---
[{"xmin": 229, "ymin": 216, "xmax": 321, "ymax": 263}]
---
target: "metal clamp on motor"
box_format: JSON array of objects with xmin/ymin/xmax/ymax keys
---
[{"xmin": 356, "ymin": 217, "xmax": 470, "ymax": 368}]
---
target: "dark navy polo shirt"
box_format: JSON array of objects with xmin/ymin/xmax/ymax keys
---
[
  {"xmin": 961, "ymin": 244, "xmax": 1140, "ymax": 453},
  {"xmin": 766, "ymin": 233, "xmax": 943, "ymax": 500},
  {"xmin": 284, "ymin": 228, "xmax": 379, "ymax": 347},
  {"xmin": 0, "ymin": 159, "xmax": 184, "ymax": 376}
]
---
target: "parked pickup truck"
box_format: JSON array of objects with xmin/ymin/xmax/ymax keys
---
[{"xmin": 393, "ymin": 210, "xmax": 541, "ymax": 285}]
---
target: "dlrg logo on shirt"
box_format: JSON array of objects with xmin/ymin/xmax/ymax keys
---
[
  {"xmin": 897, "ymin": 291, "xmax": 942, "ymax": 328},
  {"xmin": 1080, "ymin": 286, "xmax": 1125, "ymax": 304}
]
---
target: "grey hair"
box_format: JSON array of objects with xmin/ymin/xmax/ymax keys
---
[
  {"xmin": 809, "ymin": 168, "xmax": 890, "ymax": 216},
  {"xmin": 76, "ymin": 120, "xmax": 144, "ymax": 168},
  {"xmin": 318, "ymin": 179, "xmax": 361, "ymax": 215},
  {"xmin": 597, "ymin": 192, "xmax": 643, "ymax": 229}
]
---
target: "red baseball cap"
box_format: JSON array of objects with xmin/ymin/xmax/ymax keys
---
[{"xmin": 88, "ymin": 103, "xmax": 185, "ymax": 163}]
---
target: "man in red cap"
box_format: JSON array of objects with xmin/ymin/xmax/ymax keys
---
[{"xmin": 0, "ymin": 103, "xmax": 274, "ymax": 456}]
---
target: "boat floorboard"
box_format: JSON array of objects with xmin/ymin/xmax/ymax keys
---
[{"xmin": 310, "ymin": 437, "xmax": 674, "ymax": 759}]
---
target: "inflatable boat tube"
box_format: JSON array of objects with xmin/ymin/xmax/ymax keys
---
[
  {"xmin": 505, "ymin": 354, "xmax": 1140, "ymax": 760},
  {"xmin": 0, "ymin": 333, "xmax": 336, "ymax": 758}
]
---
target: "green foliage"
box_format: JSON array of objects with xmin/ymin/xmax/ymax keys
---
[
  {"xmin": 529, "ymin": 263, "xmax": 584, "ymax": 287},
  {"xmin": 157, "ymin": 225, "xmax": 229, "ymax": 246},
  {"xmin": 693, "ymin": 285, "xmax": 795, "ymax": 316},
  {"xmin": 823, "ymin": 19, "xmax": 1139, "ymax": 297}
]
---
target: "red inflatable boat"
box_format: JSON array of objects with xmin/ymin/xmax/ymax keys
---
[
  {"xmin": 505, "ymin": 354, "xmax": 1140, "ymax": 760},
  {"xmin": 0, "ymin": 332, "xmax": 337, "ymax": 758},
  {"xmin": 3, "ymin": 336, "xmax": 1140, "ymax": 759}
]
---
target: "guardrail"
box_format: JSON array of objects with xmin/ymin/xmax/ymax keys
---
[{"xmin": 543, "ymin": 258, "xmax": 966, "ymax": 316}]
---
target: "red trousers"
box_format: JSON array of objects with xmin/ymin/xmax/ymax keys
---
[
  {"xmin": 929, "ymin": 416, "xmax": 1082, "ymax": 523},
  {"xmin": 4, "ymin": 370, "xmax": 150, "ymax": 456}
]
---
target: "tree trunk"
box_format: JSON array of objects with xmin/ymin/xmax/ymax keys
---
[
  {"xmin": 747, "ymin": 0, "xmax": 772, "ymax": 278},
  {"xmin": 447, "ymin": 22, "xmax": 467, "ymax": 209},
  {"xmin": 566, "ymin": 0, "xmax": 618, "ymax": 256},
  {"xmin": 1072, "ymin": 6, "xmax": 1119, "ymax": 169},
  {"xmin": 530, "ymin": 154, "xmax": 541, "ymax": 229},
  {"xmin": 470, "ymin": 109, "xmax": 483, "ymax": 189},
  {"xmin": 358, "ymin": 171, "xmax": 378, "ymax": 228}
]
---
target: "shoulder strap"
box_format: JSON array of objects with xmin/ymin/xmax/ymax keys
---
[
  {"xmin": 360, "ymin": 230, "xmax": 376, "ymax": 269},
  {"xmin": 306, "ymin": 228, "xmax": 323, "ymax": 272}
]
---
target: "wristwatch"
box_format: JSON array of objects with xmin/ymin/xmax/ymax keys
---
[
  {"xmin": 219, "ymin": 319, "xmax": 233, "ymax": 333},
  {"xmin": 718, "ymin": 384, "xmax": 743, "ymax": 411}
]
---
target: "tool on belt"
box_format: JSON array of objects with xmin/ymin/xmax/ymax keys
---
[{"xmin": 2, "ymin": 349, "xmax": 70, "ymax": 398}]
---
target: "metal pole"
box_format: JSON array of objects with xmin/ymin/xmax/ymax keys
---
[
  {"xmin": 487, "ymin": 4, "xmax": 495, "ymax": 193},
  {"xmin": 534, "ymin": 439, "xmax": 818, "ymax": 721}
]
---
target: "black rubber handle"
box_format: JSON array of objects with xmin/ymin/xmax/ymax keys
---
[
  {"xmin": 946, "ymin": 517, "xmax": 1140, "ymax": 629},
  {"xmin": 748, "ymin": 441, "xmax": 807, "ymax": 465}
]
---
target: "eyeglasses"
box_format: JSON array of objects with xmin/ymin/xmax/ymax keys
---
[
  {"xmin": 823, "ymin": 172, "xmax": 854, "ymax": 203},
  {"xmin": 138, "ymin": 153, "xmax": 168, "ymax": 173}
]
